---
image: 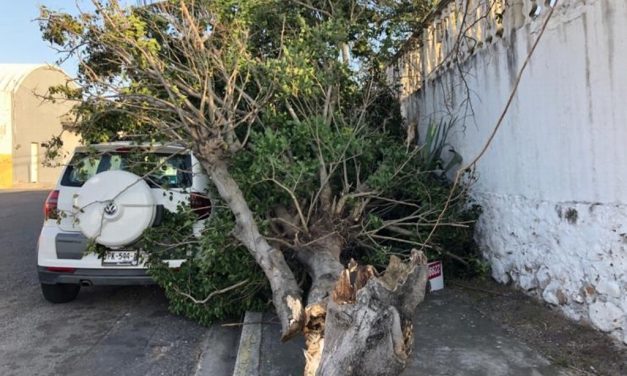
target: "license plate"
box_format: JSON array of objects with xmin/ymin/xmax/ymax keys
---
[{"xmin": 102, "ymin": 250, "xmax": 139, "ymax": 266}]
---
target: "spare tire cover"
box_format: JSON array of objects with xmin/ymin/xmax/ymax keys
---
[{"xmin": 76, "ymin": 170, "xmax": 156, "ymax": 247}]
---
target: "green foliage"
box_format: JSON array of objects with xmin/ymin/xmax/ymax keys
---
[
  {"xmin": 141, "ymin": 206, "xmax": 271, "ymax": 325},
  {"xmin": 231, "ymin": 93, "xmax": 483, "ymax": 275},
  {"xmin": 421, "ymin": 118, "xmax": 463, "ymax": 175},
  {"xmin": 38, "ymin": 0, "xmax": 485, "ymax": 326}
]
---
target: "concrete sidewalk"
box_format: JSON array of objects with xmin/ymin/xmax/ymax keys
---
[
  {"xmin": 0, "ymin": 183, "xmax": 53, "ymax": 192},
  {"xmin": 242, "ymin": 289, "xmax": 575, "ymax": 376},
  {"xmin": 199, "ymin": 284, "xmax": 627, "ymax": 376},
  {"xmin": 401, "ymin": 289, "xmax": 572, "ymax": 375}
]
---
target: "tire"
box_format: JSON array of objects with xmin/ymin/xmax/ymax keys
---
[{"xmin": 41, "ymin": 283, "xmax": 81, "ymax": 303}]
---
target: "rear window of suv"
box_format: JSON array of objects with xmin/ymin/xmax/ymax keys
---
[{"xmin": 61, "ymin": 151, "xmax": 192, "ymax": 188}]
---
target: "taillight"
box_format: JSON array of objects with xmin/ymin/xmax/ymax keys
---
[
  {"xmin": 46, "ymin": 266, "xmax": 76, "ymax": 273},
  {"xmin": 190, "ymin": 192, "xmax": 212, "ymax": 219},
  {"xmin": 44, "ymin": 190, "xmax": 60, "ymax": 220}
]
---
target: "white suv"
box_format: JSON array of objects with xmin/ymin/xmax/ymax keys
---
[{"xmin": 37, "ymin": 143, "xmax": 212, "ymax": 303}]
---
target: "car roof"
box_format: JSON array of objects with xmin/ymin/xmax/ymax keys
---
[{"xmin": 73, "ymin": 142, "xmax": 189, "ymax": 155}]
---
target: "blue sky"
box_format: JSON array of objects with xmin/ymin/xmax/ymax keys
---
[{"xmin": 0, "ymin": 1, "xmax": 132, "ymax": 76}]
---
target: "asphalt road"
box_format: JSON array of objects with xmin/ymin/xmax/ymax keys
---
[{"xmin": 0, "ymin": 190, "xmax": 210, "ymax": 376}]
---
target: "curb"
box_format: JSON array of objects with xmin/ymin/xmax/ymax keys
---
[
  {"xmin": 194, "ymin": 322, "xmax": 243, "ymax": 376},
  {"xmin": 232, "ymin": 311, "xmax": 263, "ymax": 376},
  {"xmin": 193, "ymin": 331, "xmax": 214, "ymax": 376}
]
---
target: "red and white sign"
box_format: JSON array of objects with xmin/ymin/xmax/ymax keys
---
[{"xmin": 428, "ymin": 260, "xmax": 444, "ymax": 291}]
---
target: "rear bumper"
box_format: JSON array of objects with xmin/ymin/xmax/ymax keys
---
[
  {"xmin": 38, "ymin": 225, "xmax": 186, "ymax": 270},
  {"xmin": 38, "ymin": 266, "xmax": 155, "ymax": 286}
]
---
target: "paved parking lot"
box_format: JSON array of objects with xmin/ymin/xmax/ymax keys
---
[{"xmin": 0, "ymin": 190, "xmax": 208, "ymax": 376}]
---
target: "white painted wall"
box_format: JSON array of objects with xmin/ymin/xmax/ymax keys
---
[{"xmin": 398, "ymin": 0, "xmax": 627, "ymax": 343}]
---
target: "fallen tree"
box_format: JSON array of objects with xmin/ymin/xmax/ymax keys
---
[{"xmin": 40, "ymin": 1, "xmax": 476, "ymax": 374}]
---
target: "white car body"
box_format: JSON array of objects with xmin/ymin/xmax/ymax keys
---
[{"xmin": 37, "ymin": 143, "xmax": 212, "ymax": 302}]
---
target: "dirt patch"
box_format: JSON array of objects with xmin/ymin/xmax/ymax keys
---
[{"xmin": 450, "ymin": 278, "xmax": 627, "ymax": 376}]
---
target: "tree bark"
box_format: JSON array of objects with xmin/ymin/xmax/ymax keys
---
[
  {"xmin": 340, "ymin": 42, "xmax": 350, "ymax": 65},
  {"xmin": 296, "ymin": 235, "xmax": 344, "ymax": 306},
  {"xmin": 206, "ymin": 159, "xmax": 304, "ymax": 340},
  {"xmin": 295, "ymin": 234, "xmax": 344, "ymax": 376},
  {"xmin": 314, "ymin": 250, "xmax": 429, "ymax": 376}
]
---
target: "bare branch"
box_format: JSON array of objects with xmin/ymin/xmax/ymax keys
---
[{"xmin": 173, "ymin": 279, "xmax": 250, "ymax": 305}]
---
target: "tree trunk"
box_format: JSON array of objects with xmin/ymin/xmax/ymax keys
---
[
  {"xmin": 340, "ymin": 42, "xmax": 350, "ymax": 65},
  {"xmin": 308, "ymin": 250, "xmax": 429, "ymax": 376},
  {"xmin": 295, "ymin": 235, "xmax": 344, "ymax": 306},
  {"xmin": 206, "ymin": 159, "xmax": 304, "ymax": 340},
  {"xmin": 199, "ymin": 156, "xmax": 428, "ymax": 376},
  {"xmin": 294, "ymin": 235, "xmax": 344, "ymax": 376}
]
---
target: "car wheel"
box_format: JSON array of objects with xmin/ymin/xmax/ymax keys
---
[{"xmin": 41, "ymin": 283, "xmax": 81, "ymax": 303}]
